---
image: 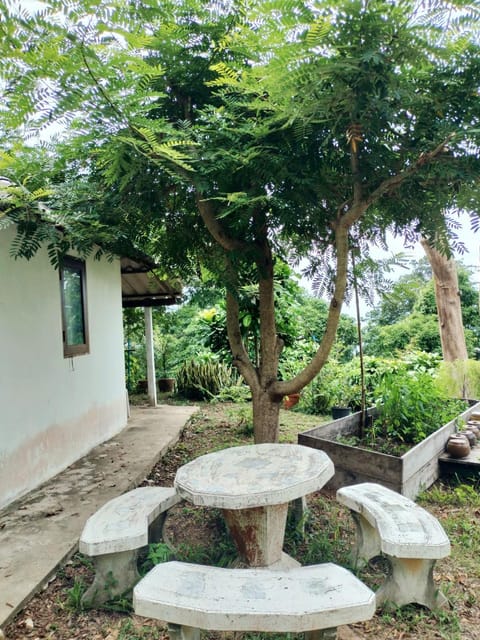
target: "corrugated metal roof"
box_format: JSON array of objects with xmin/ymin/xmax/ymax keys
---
[{"xmin": 121, "ymin": 257, "xmax": 182, "ymax": 307}]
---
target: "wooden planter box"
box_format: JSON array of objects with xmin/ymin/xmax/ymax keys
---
[
  {"xmin": 158, "ymin": 377, "xmax": 175, "ymax": 392},
  {"xmin": 298, "ymin": 401, "xmax": 480, "ymax": 499}
]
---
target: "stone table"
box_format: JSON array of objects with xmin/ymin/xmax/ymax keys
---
[{"xmin": 174, "ymin": 443, "xmax": 334, "ymax": 567}]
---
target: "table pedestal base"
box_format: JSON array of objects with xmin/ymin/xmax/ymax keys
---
[
  {"xmin": 267, "ymin": 551, "xmax": 301, "ymax": 569},
  {"xmin": 223, "ymin": 503, "xmax": 289, "ymax": 567}
]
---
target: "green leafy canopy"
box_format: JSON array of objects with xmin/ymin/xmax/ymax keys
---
[{"xmin": 2, "ymin": 0, "xmax": 480, "ymax": 441}]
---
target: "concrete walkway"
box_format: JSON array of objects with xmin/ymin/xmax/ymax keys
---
[{"xmin": 0, "ymin": 404, "xmax": 197, "ymax": 628}]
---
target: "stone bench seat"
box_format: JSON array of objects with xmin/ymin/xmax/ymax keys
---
[
  {"xmin": 79, "ymin": 486, "xmax": 180, "ymax": 606},
  {"xmin": 336, "ymin": 482, "xmax": 450, "ymax": 610},
  {"xmin": 133, "ymin": 560, "xmax": 376, "ymax": 640}
]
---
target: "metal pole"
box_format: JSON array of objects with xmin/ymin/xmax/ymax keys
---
[{"xmin": 352, "ymin": 250, "xmax": 366, "ymax": 438}]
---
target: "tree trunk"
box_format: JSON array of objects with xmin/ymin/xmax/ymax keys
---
[
  {"xmin": 251, "ymin": 388, "xmax": 282, "ymax": 444},
  {"xmin": 421, "ymin": 239, "xmax": 468, "ymax": 362},
  {"xmin": 223, "ymin": 220, "xmax": 353, "ymax": 444}
]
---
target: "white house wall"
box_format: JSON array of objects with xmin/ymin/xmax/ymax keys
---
[{"xmin": 0, "ymin": 225, "xmax": 128, "ymax": 509}]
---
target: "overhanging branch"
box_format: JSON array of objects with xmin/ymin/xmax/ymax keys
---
[
  {"xmin": 274, "ymin": 223, "xmax": 350, "ymax": 397},
  {"xmin": 195, "ymin": 194, "xmax": 246, "ymax": 252},
  {"xmin": 364, "ymin": 135, "xmax": 455, "ymax": 209}
]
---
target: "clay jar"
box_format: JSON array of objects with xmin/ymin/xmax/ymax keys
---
[
  {"xmin": 446, "ymin": 434, "xmax": 471, "ymax": 458},
  {"xmin": 466, "ymin": 423, "xmax": 480, "ymax": 439},
  {"xmin": 461, "ymin": 430, "xmax": 476, "ymax": 447}
]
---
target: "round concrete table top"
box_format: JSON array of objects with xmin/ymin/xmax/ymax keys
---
[{"xmin": 174, "ymin": 443, "xmax": 334, "ymax": 509}]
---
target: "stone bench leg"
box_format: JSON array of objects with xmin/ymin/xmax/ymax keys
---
[
  {"xmin": 169, "ymin": 625, "xmax": 337, "ymax": 640},
  {"xmin": 349, "ymin": 511, "xmax": 382, "ymax": 569},
  {"xmin": 168, "ymin": 624, "xmax": 200, "ymax": 640},
  {"xmin": 376, "ymin": 556, "xmax": 448, "ymax": 611},
  {"xmin": 148, "ymin": 511, "xmax": 168, "ymax": 544},
  {"xmin": 81, "ymin": 549, "xmax": 140, "ymax": 607}
]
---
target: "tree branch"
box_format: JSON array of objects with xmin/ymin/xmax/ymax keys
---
[
  {"xmin": 80, "ymin": 41, "xmax": 131, "ymax": 130},
  {"xmin": 195, "ymin": 193, "xmax": 246, "ymax": 252},
  {"xmin": 257, "ymin": 236, "xmax": 282, "ymax": 389},
  {"xmin": 339, "ymin": 134, "xmax": 454, "ymax": 230},
  {"xmin": 224, "ymin": 257, "xmax": 258, "ymax": 389},
  {"xmin": 274, "ymin": 222, "xmax": 350, "ymax": 396},
  {"xmin": 365, "ymin": 135, "xmax": 454, "ymax": 208},
  {"xmin": 349, "ymin": 126, "xmax": 363, "ymax": 207}
]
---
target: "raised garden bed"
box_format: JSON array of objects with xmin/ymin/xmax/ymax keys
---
[{"xmin": 298, "ymin": 401, "xmax": 480, "ymax": 499}]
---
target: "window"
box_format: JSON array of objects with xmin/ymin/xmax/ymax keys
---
[{"xmin": 60, "ymin": 256, "xmax": 89, "ymax": 356}]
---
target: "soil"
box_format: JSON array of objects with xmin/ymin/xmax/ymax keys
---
[
  {"xmin": 333, "ymin": 432, "xmax": 411, "ymax": 457},
  {"xmin": 4, "ymin": 402, "xmax": 480, "ymax": 640}
]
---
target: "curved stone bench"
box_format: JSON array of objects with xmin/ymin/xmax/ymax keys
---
[
  {"xmin": 133, "ymin": 560, "xmax": 375, "ymax": 640},
  {"xmin": 336, "ymin": 482, "xmax": 450, "ymax": 610},
  {"xmin": 79, "ymin": 486, "xmax": 180, "ymax": 606}
]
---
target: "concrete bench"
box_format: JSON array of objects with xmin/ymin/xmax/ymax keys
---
[
  {"xmin": 336, "ymin": 482, "xmax": 450, "ymax": 610},
  {"xmin": 79, "ymin": 486, "xmax": 180, "ymax": 606},
  {"xmin": 133, "ymin": 560, "xmax": 375, "ymax": 640}
]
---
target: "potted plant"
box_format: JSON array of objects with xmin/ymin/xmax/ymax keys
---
[
  {"xmin": 158, "ymin": 376, "xmax": 175, "ymax": 392},
  {"xmin": 296, "ymin": 356, "xmax": 362, "ymax": 418},
  {"xmin": 331, "ymin": 405, "xmax": 352, "ymax": 420},
  {"xmin": 329, "ymin": 378, "xmax": 361, "ymax": 420}
]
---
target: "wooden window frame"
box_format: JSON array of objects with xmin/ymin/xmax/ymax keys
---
[{"xmin": 60, "ymin": 256, "xmax": 90, "ymax": 357}]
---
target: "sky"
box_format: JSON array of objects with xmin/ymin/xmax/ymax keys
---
[
  {"xmin": 305, "ymin": 210, "xmax": 480, "ymax": 319},
  {"xmin": 12, "ymin": 0, "xmax": 480, "ymax": 321}
]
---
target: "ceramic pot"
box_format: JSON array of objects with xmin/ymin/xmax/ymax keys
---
[
  {"xmin": 137, "ymin": 379, "xmax": 148, "ymax": 393},
  {"xmin": 283, "ymin": 393, "xmax": 301, "ymax": 410},
  {"xmin": 466, "ymin": 423, "xmax": 480, "ymax": 439},
  {"xmin": 461, "ymin": 430, "xmax": 476, "ymax": 447},
  {"xmin": 331, "ymin": 406, "xmax": 351, "ymax": 420},
  {"xmin": 446, "ymin": 434, "xmax": 471, "ymax": 458}
]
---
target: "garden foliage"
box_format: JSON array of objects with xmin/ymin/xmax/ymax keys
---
[{"xmin": 2, "ymin": 0, "xmax": 480, "ymax": 442}]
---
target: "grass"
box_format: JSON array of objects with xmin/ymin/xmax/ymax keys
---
[
  {"xmin": 118, "ymin": 619, "xmax": 163, "ymax": 640},
  {"xmin": 147, "ymin": 404, "xmax": 480, "ymax": 640},
  {"xmin": 64, "ymin": 578, "xmax": 86, "ymax": 611},
  {"xmin": 6, "ymin": 401, "xmax": 480, "ymax": 640},
  {"xmin": 420, "ymin": 479, "xmax": 480, "ymax": 508}
]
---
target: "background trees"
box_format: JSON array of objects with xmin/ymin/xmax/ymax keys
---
[
  {"xmin": 364, "ymin": 259, "xmax": 480, "ymax": 358},
  {"xmin": 1, "ymin": 0, "xmax": 479, "ymax": 441}
]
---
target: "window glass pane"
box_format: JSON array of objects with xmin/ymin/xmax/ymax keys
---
[{"xmin": 63, "ymin": 264, "xmax": 85, "ymax": 346}]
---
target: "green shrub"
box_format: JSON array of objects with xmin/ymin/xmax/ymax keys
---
[
  {"xmin": 214, "ymin": 378, "xmax": 252, "ymax": 403},
  {"xmin": 298, "ymin": 355, "xmax": 393, "ymax": 415},
  {"xmin": 298, "ymin": 358, "xmax": 358, "ymax": 415},
  {"xmin": 176, "ymin": 359, "xmax": 236, "ymax": 400},
  {"xmin": 124, "ymin": 346, "xmax": 146, "ymax": 393},
  {"xmin": 372, "ymin": 367, "xmax": 467, "ymax": 445},
  {"xmin": 436, "ymin": 359, "xmax": 480, "ymax": 400},
  {"xmin": 287, "ymin": 350, "xmax": 448, "ymax": 419}
]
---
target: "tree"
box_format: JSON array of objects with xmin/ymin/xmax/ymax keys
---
[
  {"xmin": 421, "ymin": 239, "xmax": 468, "ymax": 361},
  {"xmin": 365, "ymin": 313, "xmax": 444, "ymax": 356},
  {"xmin": 1, "ymin": 0, "xmax": 480, "ymax": 442},
  {"xmin": 365, "ymin": 266, "xmax": 432, "ymax": 328},
  {"xmin": 364, "ymin": 258, "xmax": 480, "ymax": 358}
]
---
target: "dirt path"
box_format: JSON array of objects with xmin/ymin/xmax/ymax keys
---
[{"xmin": 4, "ymin": 403, "xmax": 480, "ymax": 640}]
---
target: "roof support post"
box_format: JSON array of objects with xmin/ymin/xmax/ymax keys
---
[{"xmin": 144, "ymin": 307, "xmax": 157, "ymax": 407}]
